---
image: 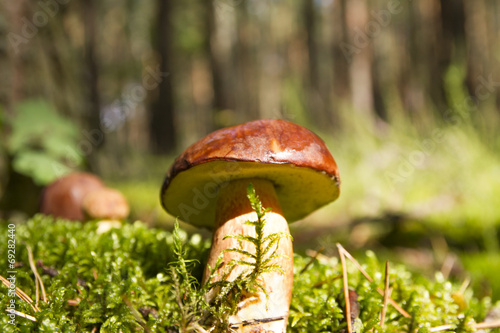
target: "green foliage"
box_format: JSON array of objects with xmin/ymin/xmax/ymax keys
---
[
  {"xmin": 0, "ymin": 214, "xmax": 499, "ymax": 332},
  {"xmin": 461, "ymin": 252, "xmax": 500, "ymax": 300},
  {"xmin": 167, "ymin": 220, "xmax": 208, "ymax": 332},
  {"xmin": 213, "ymin": 184, "xmax": 290, "ymax": 299},
  {"xmin": 5, "ymin": 99, "xmax": 83, "ymax": 185}
]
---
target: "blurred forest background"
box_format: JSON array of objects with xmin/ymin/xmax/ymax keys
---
[{"xmin": 1, "ymin": 0, "xmax": 500, "ymax": 295}]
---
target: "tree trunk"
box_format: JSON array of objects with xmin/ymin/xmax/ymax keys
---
[
  {"xmin": 0, "ymin": 155, "xmax": 42, "ymax": 218},
  {"xmin": 331, "ymin": 0, "xmax": 351, "ymax": 126},
  {"xmin": 4, "ymin": 0, "xmax": 27, "ymax": 112},
  {"xmin": 303, "ymin": 0, "xmax": 330, "ymax": 128},
  {"xmin": 234, "ymin": 3, "xmax": 260, "ymax": 122},
  {"xmin": 345, "ymin": 0, "xmax": 374, "ymax": 119},
  {"xmin": 149, "ymin": 0, "xmax": 176, "ymax": 155},
  {"xmin": 83, "ymin": 0, "xmax": 102, "ymax": 170},
  {"xmin": 463, "ymin": 0, "xmax": 491, "ymax": 95},
  {"xmin": 203, "ymin": 0, "xmax": 231, "ymax": 130},
  {"xmin": 304, "ymin": 0, "xmax": 318, "ymax": 92},
  {"xmin": 438, "ymin": 0, "xmax": 467, "ymax": 107}
]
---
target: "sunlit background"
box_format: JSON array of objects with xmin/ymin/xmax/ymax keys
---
[{"xmin": 1, "ymin": 0, "xmax": 500, "ymax": 298}]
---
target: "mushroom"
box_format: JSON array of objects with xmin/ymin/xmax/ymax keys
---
[
  {"xmin": 161, "ymin": 119, "xmax": 340, "ymax": 332},
  {"xmin": 40, "ymin": 172, "xmax": 129, "ymax": 225},
  {"xmin": 82, "ymin": 187, "xmax": 130, "ymax": 220}
]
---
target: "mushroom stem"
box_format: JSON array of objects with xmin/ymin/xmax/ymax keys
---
[{"xmin": 203, "ymin": 178, "xmax": 293, "ymax": 332}]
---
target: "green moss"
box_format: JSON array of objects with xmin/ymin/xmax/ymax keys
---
[
  {"xmin": 290, "ymin": 252, "xmax": 499, "ymax": 333},
  {"xmin": 0, "ymin": 215, "xmax": 209, "ymax": 332},
  {"xmin": 0, "ymin": 215, "xmax": 498, "ymax": 332},
  {"xmin": 461, "ymin": 252, "xmax": 500, "ymax": 300}
]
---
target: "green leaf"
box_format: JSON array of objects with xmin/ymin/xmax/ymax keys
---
[
  {"xmin": 8, "ymin": 99, "xmax": 78, "ymax": 153},
  {"xmin": 223, "ymin": 248, "xmax": 256, "ymax": 259},
  {"xmin": 223, "ymin": 234, "xmax": 259, "ymax": 246},
  {"xmin": 12, "ymin": 150, "xmax": 72, "ymax": 185},
  {"xmin": 6, "ymin": 99, "xmax": 83, "ymax": 184}
]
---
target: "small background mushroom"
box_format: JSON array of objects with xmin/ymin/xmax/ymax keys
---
[{"xmin": 40, "ymin": 172, "xmax": 130, "ymax": 231}]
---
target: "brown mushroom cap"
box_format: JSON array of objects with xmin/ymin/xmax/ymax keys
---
[
  {"xmin": 40, "ymin": 172, "xmax": 105, "ymax": 220},
  {"xmin": 161, "ymin": 119, "xmax": 340, "ymax": 228},
  {"xmin": 82, "ymin": 188, "xmax": 130, "ymax": 220}
]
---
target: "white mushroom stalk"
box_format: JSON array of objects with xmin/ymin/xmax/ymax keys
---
[{"xmin": 204, "ymin": 178, "xmax": 293, "ymax": 332}]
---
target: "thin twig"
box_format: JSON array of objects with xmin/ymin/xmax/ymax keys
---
[
  {"xmin": 440, "ymin": 255, "xmax": 455, "ymax": 280},
  {"xmin": 0, "ymin": 274, "xmax": 40, "ymax": 313},
  {"xmin": 429, "ymin": 324, "xmax": 453, "ymax": 332},
  {"xmin": 67, "ymin": 299, "xmax": 80, "ymax": 306},
  {"xmin": 26, "ymin": 244, "xmax": 47, "ymax": 303},
  {"xmin": 122, "ymin": 295, "xmax": 152, "ymax": 333},
  {"xmin": 300, "ymin": 246, "xmax": 324, "ymax": 274},
  {"xmin": 5, "ymin": 309, "xmax": 37, "ymax": 322},
  {"xmin": 230, "ymin": 316, "xmax": 286, "ymax": 328},
  {"xmin": 380, "ymin": 261, "xmax": 391, "ymax": 328},
  {"xmin": 337, "ymin": 244, "xmax": 411, "ymax": 318},
  {"xmin": 475, "ymin": 320, "xmax": 500, "ymax": 329},
  {"xmin": 192, "ymin": 322, "xmax": 209, "ymax": 333},
  {"xmin": 337, "ymin": 244, "xmax": 352, "ymax": 333},
  {"xmin": 0, "ymin": 275, "xmax": 31, "ymax": 303},
  {"xmin": 458, "ymin": 277, "xmax": 470, "ymax": 295},
  {"xmin": 312, "ymin": 274, "xmax": 342, "ymax": 288},
  {"xmin": 429, "ymin": 319, "xmax": 500, "ymax": 332}
]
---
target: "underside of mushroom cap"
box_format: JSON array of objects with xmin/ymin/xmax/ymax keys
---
[{"xmin": 161, "ymin": 119, "xmax": 340, "ymax": 228}]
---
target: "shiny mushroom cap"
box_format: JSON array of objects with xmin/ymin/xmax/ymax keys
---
[{"xmin": 161, "ymin": 119, "xmax": 340, "ymax": 229}]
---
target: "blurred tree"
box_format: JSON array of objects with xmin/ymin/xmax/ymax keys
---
[
  {"xmin": 0, "ymin": 0, "xmax": 499, "ymax": 178},
  {"xmin": 303, "ymin": 0, "xmax": 328, "ymax": 127},
  {"xmin": 437, "ymin": 0, "xmax": 466, "ymax": 110},
  {"xmin": 234, "ymin": 2, "xmax": 260, "ymax": 122},
  {"xmin": 304, "ymin": 0, "xmax": 318, "ymax": 94},
  {"xmin": 203, "ymin": 0, "xmax": 231, "ymax": 130},
  {"xmin": 3, "ymin": 0, "xmax": 27, "ymax": 111},
  {"xmin": 149, "ymin": 0, "xmax": 176, "ymax": 155},
  {"xmin": 83, "ymin": 0, "xmax": 102, "ymax": 170},
  {"xmin": 463, "ymin": 0, "xmax": 491, "ymax": 97},
  {"xmin": 345, "ymin": 0, "xmax": 375, "ymax": 120},
  {"xmin": 331, "ymin": 0, "xmax": 351, "ymax": 123}
]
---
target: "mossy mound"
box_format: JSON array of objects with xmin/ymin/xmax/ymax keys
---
[{"xmin": 0, "ymin": 215, "xmax": 498, "ymax": 332}]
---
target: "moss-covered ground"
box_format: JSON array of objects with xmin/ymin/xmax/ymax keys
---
[{"xmin": 1, "ymin": 215, "xmax": 499, "ymax": 332}]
